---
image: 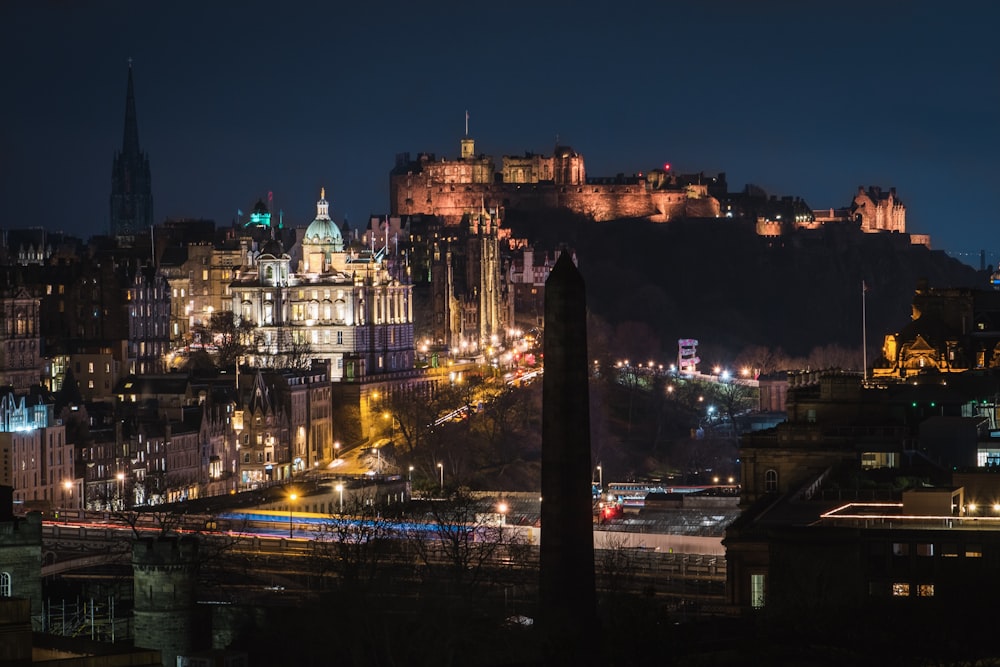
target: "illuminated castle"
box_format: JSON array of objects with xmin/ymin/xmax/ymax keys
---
[{"xmin": 390, "ymin": 135, "xmax": 721, "ymax": 223}]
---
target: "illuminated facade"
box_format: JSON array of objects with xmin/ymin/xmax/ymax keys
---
[
  {"xmin": 873, "ymin": 283, "xmax": 1000, "ymax": 380},
  {"xmin": 0, "ymin": 392, "xmax": 75, "ymax": 509},
  {"xmin": 230, "ymin": 189, "xmax": 415, "ymax": 381},
  {"xmin": 391, "ymin": 137, "xmax": 719, "ymax": 224}
]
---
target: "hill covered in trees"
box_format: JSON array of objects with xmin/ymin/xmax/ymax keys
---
[{"xmin": 505, "ymin": 210, "xmax": 986, "ymax": 370}]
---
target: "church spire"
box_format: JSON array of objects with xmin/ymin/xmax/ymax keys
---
[
  {"xmin": 110, "ymin": 59, "xmax": 153, "ymax": 244},
  {"xmin": 122, "ymin": 58, "xmax": 141, "ymax": 157}
]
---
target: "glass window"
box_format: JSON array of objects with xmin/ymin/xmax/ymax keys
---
[
  {"xmin": 764, "ymin": 469, "xmax": 778, "ymax": 493},
  {"xmin": 892, "ymin": 543, "xmax": 909, "ymax": 557},
  {"xmin": 916, "ymin": 543, "xmax": 934, "ymax": 557},
  {"xmin": 966, "ymin": 546, "xmax": 983, "ymax": 558},
  {"xmin": 917, "ymin": 584, "xmax": 935, "ymax": 597},
  {"xmin": 892, "ymin": 583, "xmax": 910, "ymax": 597},
  {"xmin": 0, "ymin": 572, "xmax": 10, "ymax": 597},
  {"xmin": 750, "ymin": 573, "xmax": 765, "ymax": 609}
]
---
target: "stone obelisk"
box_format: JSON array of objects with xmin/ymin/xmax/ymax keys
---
[{"xmin": 539, "ymin": 251, "xmax": 599, "ymax": 665}]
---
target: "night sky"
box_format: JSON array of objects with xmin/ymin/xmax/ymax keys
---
[{"xmin": 4, "ymin": 1, "xmax": 997, "ymax": 266}]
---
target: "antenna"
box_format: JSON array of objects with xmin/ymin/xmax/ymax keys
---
[{"xmin": 465, "ymin": 110, "xmax": 469, "ymax": 136}]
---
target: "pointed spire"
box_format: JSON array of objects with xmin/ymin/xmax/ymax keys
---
[{"xmin": 122, "ymin": 58, "xmax": 141, "ymax": 157}]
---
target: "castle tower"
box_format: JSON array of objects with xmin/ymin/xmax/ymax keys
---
[
  {"xmin": 132, "ymin": 536, "xmax": 200, "ymax": 666},
  {"xmin": 460, "ymin": 110, "xmax": 475, "ymax": 158},
  {"xmin": 109, "ymin": 61, "xmax": 153, "ymax": 245}
]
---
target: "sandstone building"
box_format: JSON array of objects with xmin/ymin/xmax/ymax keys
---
[{"xmin": 390, "ymin": 136, "xmax": 720, "ymax": 224}]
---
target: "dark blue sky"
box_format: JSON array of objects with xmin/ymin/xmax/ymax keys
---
[{"xmin": 4, "ymin": 1, "xmax": 997, "ymax": 266}]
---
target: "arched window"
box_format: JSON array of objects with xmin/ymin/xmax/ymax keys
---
[
  {"xmin": 764, "ymin": 469, "xmax": 778, "ymax": 494},
  {"xmin": 0, "ymin": 572, "xmax": 11, "ymax": 597}
]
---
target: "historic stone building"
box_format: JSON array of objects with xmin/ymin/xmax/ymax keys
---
[
  {"xmin": 231, "ymin": 189, "xmax": 415, "ymax": 382},
  {"xmin": 873, "ymin": 282, "xmax": 1000, "ymax": 379},
  {"xmin": 0, "ymin": 279, "xmax": 42, "ymax": 391},
  {"xmin": 158, "ymin": 235, "xmax": 246, "ymax": 346},
  {"xmin": 423, "ymin": 207, "xmax": 510, "ymax": 352},
  {"xmin": 0, "ymin": 488, "xmax": 43, "ymax": 629},
  {"xmin": 390, "ymin": 137, "xmax": 720, "ymax": 224},
  {"xmin": 852, "ymin": 185, "xmax": 906, "ymax": 234},
  {"xmin": 0, "ymin": 392, "xmax": 74, "ymax": 510},
  {"xmin": 109, "ymin": 63, "xmax": 153, "ymax": 245}
]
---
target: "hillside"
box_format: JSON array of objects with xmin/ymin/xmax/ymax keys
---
[{"xmin": 505, "ymin": 210, "xmax": 987, "ymax": 365}]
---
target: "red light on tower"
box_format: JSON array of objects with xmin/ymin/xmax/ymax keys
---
[{"xmin": 663, "ymin": 163, "xmax": 671, "ymax": 171}]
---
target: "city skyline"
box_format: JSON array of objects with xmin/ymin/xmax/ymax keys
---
[{"xmin": 3, "ymin": 1, "xmax": 997, "ymax": 266}]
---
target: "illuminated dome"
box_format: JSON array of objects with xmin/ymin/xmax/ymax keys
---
[{"xmin": 304, "ymin": 187, "xmax": 344, "ymax": 248}]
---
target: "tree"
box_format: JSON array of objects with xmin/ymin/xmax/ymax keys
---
[{"xmin": 405, "ymin": 489, "xmax": 528, "ymax": 594}]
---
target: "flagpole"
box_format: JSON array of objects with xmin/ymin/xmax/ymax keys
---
[{"xmin": 862, "ymin": 280, "xmax": 868, "ymax": 382}]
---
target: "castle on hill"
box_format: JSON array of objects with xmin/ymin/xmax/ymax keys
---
[
  {"xmin": 390, "ymin": 135, "xmax": 721, "ymax": 224},
  {"xmin": 390, "ymin": 133, "xmax": 929, "ymax": 247}
]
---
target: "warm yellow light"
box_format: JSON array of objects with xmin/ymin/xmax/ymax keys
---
[
  {"xmin": 969, "ymin": 503, "xmax": 977, "ymax": 512},
  {"xmin": 498, "ymin": 502, "xmax": 508, "ymax": 514},
  {"xmin": 335, "ymin": 484, "xmax": 343, "ymax": 492},
  {"xmin": 289, "ymin": 493, "xmax": 298, "ymax": 501}
]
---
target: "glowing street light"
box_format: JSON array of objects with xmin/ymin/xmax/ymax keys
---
[
  {"xmin": 288, "ymin": 492, "xmax": 297, "ymax": 538},
  {"xmin": 335, "ymin": 484, "xmax": 344, "ymax": 514},
  {"xmin": 497, "ymin": 501, "xmax": 508, "ymax": 527},
  {"xmin": 437, "ymin": 462, "xmax": 444, "ymax": 493},
  {"xmin": 596, "ymin": 465, "xmax": 603, "ymax": 491},
  {"xmin": 408, "ymin": 465, "xmax": 414, "ymax": 483},
  {"xmin": 334, "ymin": 441, "xmax": 341, "ymax": 460}
]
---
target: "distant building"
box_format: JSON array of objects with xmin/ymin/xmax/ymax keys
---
[
  {"xmin": 874, "ymin": 281, "xmax": 1000, "ymax": 379},
  {"xmin": 231, "ymin": 189, "xmax": 415, "ymax": 382},
  {"xmin": 109, "ymin": 62, "xmax": 153, "ymax": 246},
  {"xmin": 0, "ymin": 391, "xmax": 75, "ymax": 510},
  {"xmin": 390, "ymin": 136, "xmax": 720, "ymax": 224}
]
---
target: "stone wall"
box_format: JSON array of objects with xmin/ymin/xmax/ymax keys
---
[
  {"xmin": 0, "ymin": 513, "xmax": 42, "ymax": 625},
  {"xmin": 133, "ymin": 536, "xmax": 200, "ymax": 667}
]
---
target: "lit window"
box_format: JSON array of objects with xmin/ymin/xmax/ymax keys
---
[
  {"xmin": 0, "ymin": 572, "xmax": 10, "ymax": 597},
  {"xmin": 917, "ymin": 584, "xmax": 935, "ymax": 597},
  {"xmin": 892, "ymin": 583, "xmax": 910, "ymax": 597},
  {"xmin": 916, "ymin": 543, "xmax": 934, "ymax": 557},
  {"xmin": 941, "ymin": 544, "xmax": 958, "ymax": 558},
  {"xmin": 892, "ymin": 543, "xmax": 909, "ymax": 557},
  {"xmin": 750, "ymin": 573, "xmax": 765, "ymax": 609},
  {"xmin": 88, "ymin": 362, "xmax": 94, "ymax": 374},
  {"xmin": 966, "ymin": 546, "xmax": 983, "ymax": 558}
]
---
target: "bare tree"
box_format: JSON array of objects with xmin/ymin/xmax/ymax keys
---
[{"xmin": 405, "ymin": 489, "xmax": 527, "ymax": 593}]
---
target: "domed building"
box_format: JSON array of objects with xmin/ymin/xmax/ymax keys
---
[{"xmin": 231, "ymin": 188, "xmax": 414, "ymax": 382}]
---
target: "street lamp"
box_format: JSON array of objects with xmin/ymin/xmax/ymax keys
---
[
  {"xmin": 334, "ymin": 441, "xmax": 341, "ymax": 460},
  {"xmin": 288, "ymin": 492, "xmax": 297, "ymax": 538},
  {"xmin": 63, "ymin": 480, "xmax": 72, "ymax": 509},
  {"xmin": 408, "ymin": 465, "xmax": 414, "ymax": 482},
  {"xmin": 497, "ymin": 501, "xmax": 508, "ymax": 527},
  {"xmin": 437, "ymin": 462, "xmax": 444, "ymax": 493},
  {"xmin": 116, "ymin": 472, "xmax": 125, "ymax": 509},
  {"xmin": 596, "ymin": 465, "xmax": 603, "ymax": 492},
  {"xmin": 335, "ymin": 484, "xmax": 344, "ymax": 514}
]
